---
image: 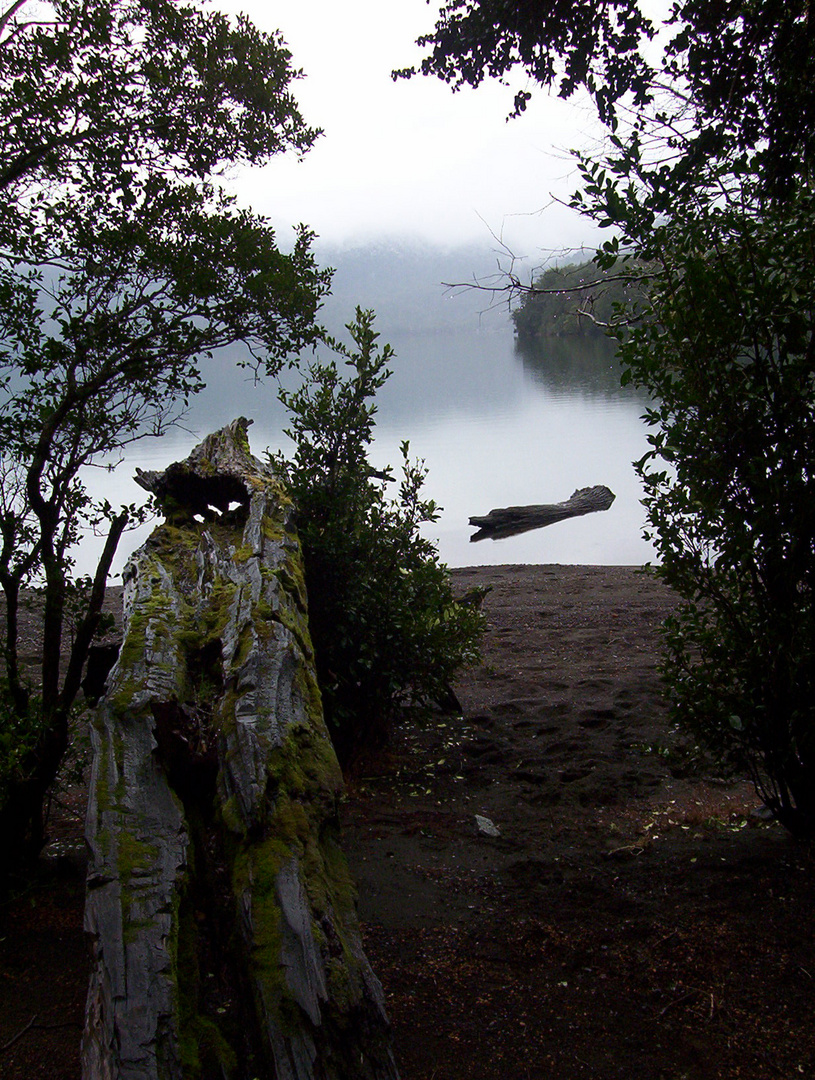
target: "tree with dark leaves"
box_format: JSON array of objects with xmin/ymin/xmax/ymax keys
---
[{"xmin": 0, "ymin": 0, "xmax": 330, "ymax": 861}]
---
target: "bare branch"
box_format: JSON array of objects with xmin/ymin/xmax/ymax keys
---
[{"xmin": 442, "ymin": 270, "xmax": 656, "ymax": 299}]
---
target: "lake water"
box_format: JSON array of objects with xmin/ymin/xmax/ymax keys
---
[{"xmin": 81, "ymin": 313, "xmax": 656, "ymax": 579}]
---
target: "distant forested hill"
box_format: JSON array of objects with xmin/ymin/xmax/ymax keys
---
[{"xmin": 512, "ymin": 260, "xmax": 649, "ymax": 340}]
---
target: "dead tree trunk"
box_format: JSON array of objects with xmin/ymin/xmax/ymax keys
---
[
  {"xmin": 82, "ymin": 418, "xmax": 398, "ymax": 1080},
  {"xmin": 469, "ymin": 485, "xmax": 616, "ymax": 541}
]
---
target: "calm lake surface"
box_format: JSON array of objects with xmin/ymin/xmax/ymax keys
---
[{"xmin": 81, "ymin": 246, "xmax": 657, "ymax": 576}]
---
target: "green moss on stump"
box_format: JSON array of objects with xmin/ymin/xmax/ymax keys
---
[{"xmin": 96, "ymin": 440, "xmax": 381, "ymax": 1076}]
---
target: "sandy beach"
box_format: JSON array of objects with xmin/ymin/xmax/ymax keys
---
[{"xmin": 2, "ymin": 564, "xmax": 814, "ymax": 1079}]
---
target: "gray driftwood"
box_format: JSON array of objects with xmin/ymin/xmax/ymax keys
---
[
  {"xmin": 83, "ymin": 418, "xmax": 397, "ymax": 1080},
  {"xmin": 469, "ymin": 485, "xmax": 616, "ymax": 541}
]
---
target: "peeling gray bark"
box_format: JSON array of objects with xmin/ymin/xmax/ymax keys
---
[
  {"xmin": 469, "ymin": 485, "xmax": 616, "ymax": 541},
  {"xmin": 82, "ymin": 418, "xmax": 398, "ymax": 1080}
]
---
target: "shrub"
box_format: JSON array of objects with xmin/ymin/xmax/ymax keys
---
[
  {"xmin": 604, "ymin": 192, "xmax": 815, "ymax": 837},
  {"xmin": 0, "ymin": 683, "xmax": 45, "ymax": 815},
  {"xmin": 271, "ymin": 309, "xmax": 484, "ymax": 763}
]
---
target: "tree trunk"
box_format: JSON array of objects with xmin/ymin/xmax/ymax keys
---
[
  {"xmin": 469, "ymin": 485, "xmax": 616, "ymax": 541},
  {"xmin": 83, "ymin": 418, "xmax": 398, "ymax": 1080}
]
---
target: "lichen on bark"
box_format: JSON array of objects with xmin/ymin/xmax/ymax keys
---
[{"xmin": 82, "ymin": 419, "xmax": 398, "ymax": 1080}]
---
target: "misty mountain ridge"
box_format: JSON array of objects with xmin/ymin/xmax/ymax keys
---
[{"xmin": 315, "ymin": 241, "xmax": 517, "ymax": 336}]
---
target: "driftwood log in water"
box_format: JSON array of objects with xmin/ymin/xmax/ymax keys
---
[
  {"xmin": 82, "ymin": 418, "xmax": 397, "ymax": 1080},
  {"xmin": 469, "ymin": 485, "xmax": 616, "ymax": 541}
]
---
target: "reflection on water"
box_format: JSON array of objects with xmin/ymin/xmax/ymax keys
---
[
  {"xmin": 79, "ymin": 319, "xmax": 657, "ymax": 578},
  {"xmin": 515, "ymin": 335, "xmax": 634, "ymax": 398}
]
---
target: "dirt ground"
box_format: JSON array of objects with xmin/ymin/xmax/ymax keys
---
[{"xmin": 2, "ymin": 564, "xmax": 815, "ymax": 1079}]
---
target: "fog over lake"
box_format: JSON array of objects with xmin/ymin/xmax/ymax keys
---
[{"xmin": 81, "ymin": 244, "xmax": 656, "ymax": 578}]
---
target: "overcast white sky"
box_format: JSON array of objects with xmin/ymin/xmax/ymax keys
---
[{"xmin": 219, "ymin": 0, "xmax": 605, "ymax": 256}]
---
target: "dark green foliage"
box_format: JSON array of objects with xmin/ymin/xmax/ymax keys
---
[
  {"xmin": 604, "ymin": 194, "xmax": 815, "ymax": 837},
  {"xmin": 405, "ymin": 0, "xmax": 815, "ymax": 195},
  {"xmin": 272, "ymin": 309, "xmax": 483, "ymax": 764},
  {"xmin": 569, "ymin": 15, "xmax": 815, "ymax": 836},
  {"xmin": 511, "ymin": 259, "xmax": 650, "ymax": 341},
  {"xmin": 659, "ymin": 0, "xmax": 815, "ymax": 201},
  {"xmin": 0, "ymin": 0, "xmax": 320, "ymax": 203},
  {"xmin": 395, "ymin": 0, "xmax": 654, "ymax": 124},
  {"xmin": 0, "ymin": 679, "xmax": 43, "ymax": 809}
]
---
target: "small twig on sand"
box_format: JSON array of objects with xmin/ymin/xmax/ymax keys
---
[
  {"xmin": 1, "ymin": 1014, "xmax": 82, "ymax": 1055},
  {"xmin": 1, "ymin": 1014, "xmax": 38, "ymax": 1054},
  {"xmin": 658, "ymin": 989, "xmax": 702, "ymax": 1017}
]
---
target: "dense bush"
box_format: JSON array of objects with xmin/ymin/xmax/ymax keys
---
[
  {"xmin": 272, "ymin": 309, "xmax": 484, "ymax": 764},
  {"xmin": 607, "ymin": 195, "xmax": 815, "ymax": 837},
  {"xmin": 571, "ymin": 141, "xmax": 815, "ymax": 836},
  {"xmin": 0, "ymin": 683, "xmax": 44, "ymax": 816}
]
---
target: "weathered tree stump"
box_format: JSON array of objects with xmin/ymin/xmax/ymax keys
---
[
  {"xmin": 469, "ymin": 485, "xmax": 616, "ymax": 541},
  {"xmin": 82, "ymin": 419, "xmax": 398, "ymax": 1080}
]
